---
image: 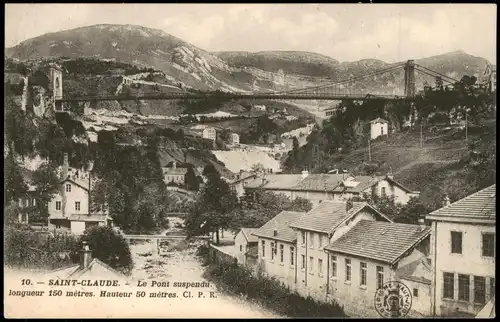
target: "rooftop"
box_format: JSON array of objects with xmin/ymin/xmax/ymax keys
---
[
  {"xmin": 324, "ymin": 220, "xmax": 431, "ymax": 265},
  {"xmin": 370, "ymin": 117, "xmax": 389, "ymax": 124},
  {"xmin": 252, "ymin": 211, "xmax": 307, "ymax": 243},
  {"xmin": 395, "ymin": 258, "xmax": 432, "ymax": 285},
  {"xmin": 47, "ymin": 258, "xmax": 126, "ymax": 279},
  {"xmin": 289, "ymin": 201, "xmax": 387, "ymax": 234},
  {"xmin": 163, "ymin": 167, "xmax": 188, "ymax": 175},
  {"xmin": 239, "ymin": 228, "xmax": 259, "ymax": 243},
  {"xmin": 426, "ymin": 184, "xmax": 496, "ymax": 221},
  {"xmin": 246, "ymin": 174, "xmax": 304, "ymax": 190}
]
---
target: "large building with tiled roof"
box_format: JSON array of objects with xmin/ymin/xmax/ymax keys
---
[
  {"xmin": 289, "ymin": 201, "xmax": 393, "ymax": 302},
  {"xmin": 426, "ymin": 185, "xmax": 496, "ymax": 317},
  {"xmin": 252, "ymin": 211, "xmax": 307, "ymax": 286},
  {"xmin": 243, "ymin": 172, "xmax": 419, "ymax": 206},
  {"xmin": 323, "ymin": 219, "xmax": 432, "ymax": 317}
]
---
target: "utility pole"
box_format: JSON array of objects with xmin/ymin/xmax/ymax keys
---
[
  {"xmin": 420, "ymin": 121, "xmax": 423, "ymax": 149},
  {"xmin": 465, "ymin": 109, "xmax": 468, "ymax": 145},
  {"xmin": 368, "ymin": 139, "xmax": 371, "ymax": 162}
]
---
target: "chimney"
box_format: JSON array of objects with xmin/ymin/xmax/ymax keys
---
[
  {"xmin": 387, "ymin": 167, "xmax": 394, "ymax": 180},
  {"xmin": 172, "ymin": 161, "xmax": 176, "ymax": 170},
  {"xmin": 301, "ymin": 169, "xmax": 309, "ymax": 179},
  {"xmin": 346, "ymin": 199, "xmax": 353, "ymax": 212},
  {"xmin": 273, "ymin": 229, "xmax": 278, "ymax": 237},
  {"xmin": 443, "ymin": 194, "xmax": 451, "ymax": 207},
  {"xmin": 79, "ymin": 241, "xmax": 92, "ymax": 270},
  {"xmin": 418, "ymin": 218, "xmax": 426, "ymax": 232},
  {"xmin": 63, "ymin": 153, "xmax": 69, "ymax": 179}
]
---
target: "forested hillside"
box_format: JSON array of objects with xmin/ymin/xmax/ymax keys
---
[{"xmin": 283, "ymin": 76, "xmax": 496, "ymax": 210}]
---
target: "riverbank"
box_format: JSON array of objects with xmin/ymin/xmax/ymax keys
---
[{"xmin": 128, "ymin": 239, "xmax": 282, "ymax": 318}]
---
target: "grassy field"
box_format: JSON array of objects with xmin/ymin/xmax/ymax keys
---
[{"xmin": 334, "ymin": 124, "xmax": 493, "ymax": 207}]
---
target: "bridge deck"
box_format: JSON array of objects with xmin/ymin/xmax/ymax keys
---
[{"xmin": 58, "ymin": 93, "xmax": 410, "ymax": 102}]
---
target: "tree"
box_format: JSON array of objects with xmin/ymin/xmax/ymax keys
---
[
  {"xmin": 203, "ymin": 163, "xmax": 219, "ymax": 178},
  {"xmin": 30, "ymin": 162, "xmax": 60, "ymax": 222},
  {"xmin": 288, "ymin": 197, "xmax": 313, "ymax": 213},
  {"xmin": 77, "ymin": 226, "xmax": 133, "ymax": 275},
  {"xmin": 394, "ymin": 197, "xmax": 432, "ymax": 224},
  {"xmin": 218, "ymin": 129, "xmax": 231, "ymax": 143},
  {"xmin": 4, "ymin": 156, "xmax": 28, "ymax": 204},
  {"xmin": 184, "ymin": 165, "xmax": 200, "ymax": 191},
  {"xmin": 351, "ymin": 193, "xmax": 401, "ymax": 220},
  {"xmin": 186, "ymin": 174, "xmax": 239, "ymax": 244}
]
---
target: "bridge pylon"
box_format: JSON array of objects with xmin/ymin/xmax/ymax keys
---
[{"xmin": 404, "ymin": 60, "xmax": 416, "ymax": 98}]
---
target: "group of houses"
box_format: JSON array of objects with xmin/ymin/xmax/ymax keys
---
[
  {"xmin": 190, "ymin": 124, "xmax": 240, "ymax": 145},
  {"xmin": 230, "ymin": 184, "xmax": 495, "ymax": 318},
  {"xmin": 230, "ymin": 169, "xmax": 419, "ymax": 207}
]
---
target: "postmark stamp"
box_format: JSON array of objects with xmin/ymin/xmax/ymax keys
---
[{"xmin": 374, "ymin": 280, "xmax": 412, "ymax": 318}]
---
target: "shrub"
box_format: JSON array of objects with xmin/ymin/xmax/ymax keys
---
[
  {"xmin": 4, "ymin": 225, "xmax": 78, "ymax": 270},
  {"xmin": 75, "ymin": 226, "xmax": 133, "ymax": 275},
  {"xmin": 197, "ymin": 246, "xmax": 346, "ymax": 317}
]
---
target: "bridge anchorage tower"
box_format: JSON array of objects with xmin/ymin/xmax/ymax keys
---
[{"xmin": 404, "ymin": 60, "xmax": 416, "ymax": 98}]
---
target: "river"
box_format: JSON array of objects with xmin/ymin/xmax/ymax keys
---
[{"xmin": 129, "ymin": 239, "xmax": 282, "ymax": 318}]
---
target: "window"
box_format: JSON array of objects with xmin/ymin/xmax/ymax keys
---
[
  {"xmin": 376, "ymin": 266, "xmax": 384, "ymax": 290},
  {"xmin": 458, "ymin": 274, "xmax": 470, "ymax": 301},
  {"xmin": 240, "ymin": 245, "xmax": 243, "ymax": 252},
  {"xmin": 345, "ymin": 259, "xmax": 352, "ymax": 281},
  {"xmin": 490, "ymin": 278, "xmax": 495, "ymax": 299},
  {"xmin": 262, "ymin": 241, "xmax": 266, "ymax": 257},
  {"xmin": 381, "ymin": 187, "xmax": 386, "ymax": 196},
  {"xmin": 56, "ymin": 224, "xmax": 61, "ymax": 229},
  {"xmin": 75, "ymin": 202, "xmax": 81, "ymax": 211},
  {"xmin": 280, "ymin": 244, "xmax": 284, "ymax": 263},
  {"xmin": 301, "ymin": 255, "xmax": 306, "ymax": 270},
  {"xmin": 413, "ymin": 288, "xmax": 419, "ymax": 297},
  {"xmin": 301, "ymin": 231, "xmax": 306, "ymax": 245},
  {"xmin": 25, "ymin": 199, "xmax": 29, "ymax": 207},
  {"xmin": 451, "ymin": 231, "xmax": 463, "ymax": 254},
  {"xmin": 309, "ymin": 256, "xmax": 314, "ymax": 274},
  {"xmin": 270, "ymin": 242, "xmax": 275, "ymax": 260},
  {"xmin": 381, "ymin": 126, "xmax": 384, "ymax": 135},
  {"xmin": 482, "ymin": 233, "xmax": 495, "ymax": 257},
  {"xmin": 360, "ymin": 262, "xmax": 367, "ymax": 286},
  {"xmin": 443, "ymin": 272, "xmax": 455, "ymax": 299},
  {"xmin": 319, "ymin": 234, "xmax": 323, "ymax": 248},
  {"xmin": 309, "ymin": 233, "xmax": 314, "ymax": 248},
  {"xmin": 290, "ymin": 247, "xmax": 295, "ymax": 266},
  {"xmin": 55, "ymin": 201, "xmax": 62, "ymax": 211},
  {"xmin": 65, "ymin": 184, "xmax": 71, "ymax": 192},
  {"xmin": 474, "ymin": 276, "xmax": 486, "ymax": 304},
  {"xmin": 32, "ymin": 198, "xmax": 36, "ymax": 207},
  {"xmin": 318, "ymin": 258, "xmax": 323, "ymax": 276},
  {"xmin": 331, "ymin": 256, "xmax": 337, "ymax": 277}
]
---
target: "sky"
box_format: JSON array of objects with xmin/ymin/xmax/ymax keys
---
[{"xmin": 5, "ymin": 3, "xmax": 497, "ymax": 64}]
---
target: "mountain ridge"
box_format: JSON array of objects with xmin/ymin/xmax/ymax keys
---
[{"xmin": 5, "ymin": 24, "xmax": 491, "ymax": 96}]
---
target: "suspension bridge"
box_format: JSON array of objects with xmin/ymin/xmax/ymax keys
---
[{"xmin": 55, "ymin": 60, "xmax": 459, "ymax": 105}]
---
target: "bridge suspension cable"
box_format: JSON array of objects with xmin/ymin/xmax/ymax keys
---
[
  {"xmin": 414, "ymin": 67, "xmax": 457, "ymax": 85},
  {"xmin": 277, "ymin": 62, "xmax": 406, "ymax": 95},
  {"xmin": 414, "ymin": 63, "xmax": 460, "ymax": 83}
]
